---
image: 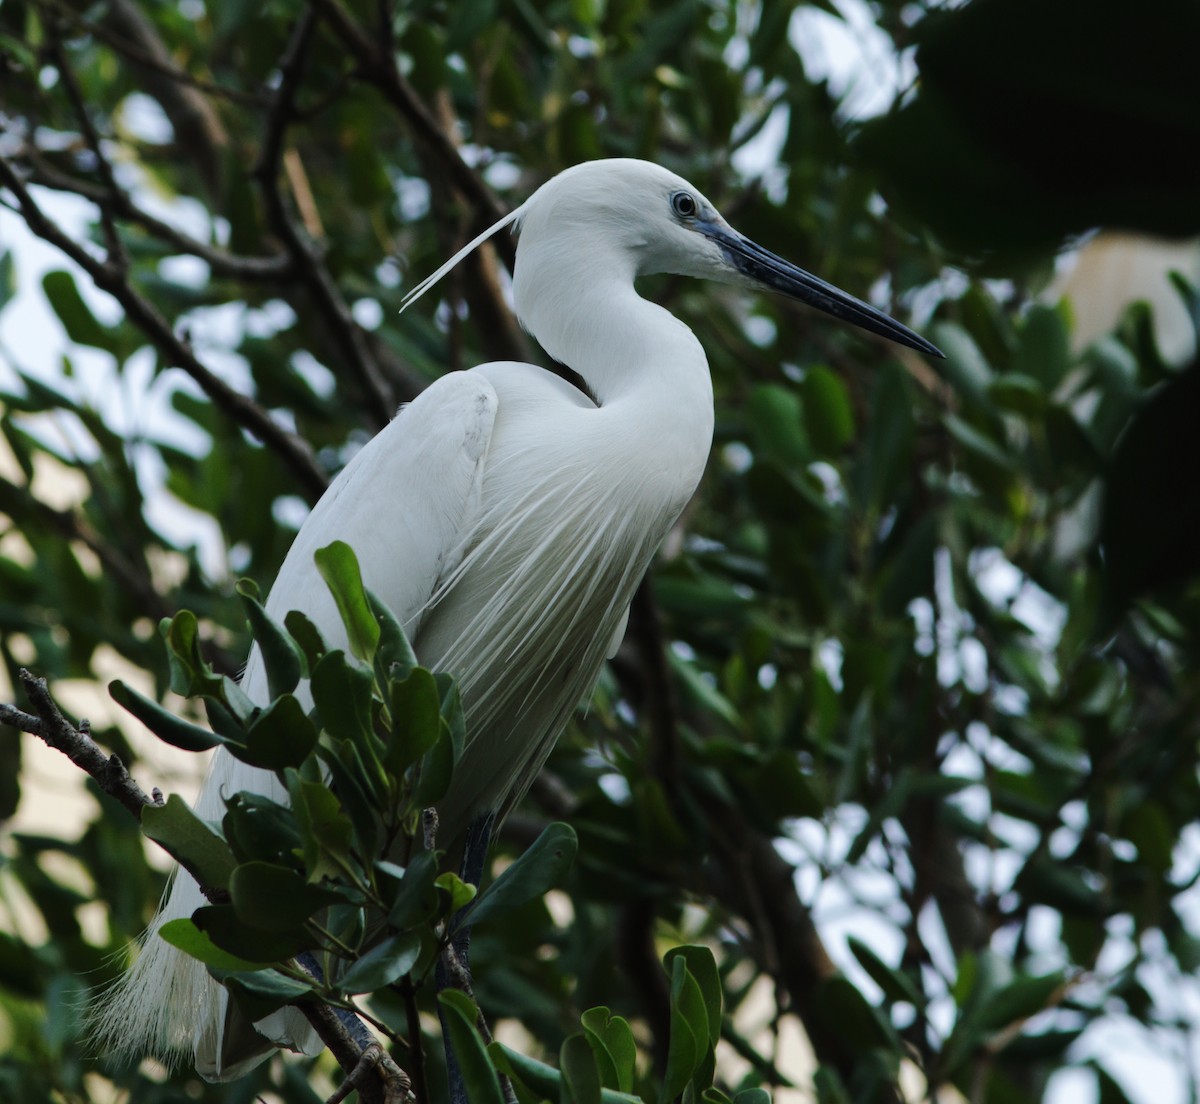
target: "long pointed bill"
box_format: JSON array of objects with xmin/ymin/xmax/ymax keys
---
[{"xmin": 701, "ymin": 223, "xmax": 944, "ymax": 358}]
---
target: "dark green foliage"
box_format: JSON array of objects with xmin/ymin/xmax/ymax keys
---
[{"xmin": 1, "ymin": 2, "xmax": 1198, "ymax": 1103}]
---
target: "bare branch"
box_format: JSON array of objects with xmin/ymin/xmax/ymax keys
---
[
  {"xmin": 2, "ymin": 669, "xmax": 158, "ymax": 819},
  {"xmin": 300, "ymin": 1003, "xmax": 413, "ymax": 1104},
  {"xmin": 99, "ymin": 0, "xmax": 230, "ymax": 197},
  {"xmin": 253, "ymin": 8, "xmax": 395, "ymax": 428},
  {"xmin": 42, "ymin": 19, "xmax": 127, "ymax": 267},
  {"xmin": 0, "ymin": 154, "xmax": 330, "ymax": 502},
  {"xmin": 37, "ymin": 0, "xmax": 264, "ymax": 109},
  {"xmin": 312, "ymin": 0, "xmax": 511, "ymax": 251},
  {"xmin": 21, "ymin": 151, "xmax": 293, "ymax": 280}
]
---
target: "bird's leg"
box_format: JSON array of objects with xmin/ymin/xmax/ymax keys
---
[{"xmin": 437, "ymin": 812, "xmax": 495, "ymax": 1104}]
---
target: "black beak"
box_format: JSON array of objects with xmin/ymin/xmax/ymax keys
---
[{"xmin": 701, "ymin": 222, "xmax": 944, "ymax": 358}]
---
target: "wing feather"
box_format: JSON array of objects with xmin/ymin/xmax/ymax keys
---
[{"xmin": 89, "ymin": 371, "xmax": 500, "ymax": 1078}]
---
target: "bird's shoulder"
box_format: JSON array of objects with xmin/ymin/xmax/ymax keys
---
[{"xmin": 470, "ymin": 360, "xmax": 597, "ymax": 414}]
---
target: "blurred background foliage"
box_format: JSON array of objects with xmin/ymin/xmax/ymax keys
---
[{"xmin": 0, "ymin": 0, "xmax": 1198, "ymax": 1102}]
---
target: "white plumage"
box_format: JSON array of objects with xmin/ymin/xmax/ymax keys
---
[{"xmin": 92, "ymin": 159, "xmax": 938, "ymax": 1077}]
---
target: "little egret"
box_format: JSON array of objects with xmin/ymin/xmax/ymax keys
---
[{"xmin": 94, "ymin": 158, "xmax": 941, "ymax": 1078}]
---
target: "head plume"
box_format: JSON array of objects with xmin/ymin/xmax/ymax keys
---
[{"xmin": 400, "ymin": 203, "xmax": 527, "ymax": 314}]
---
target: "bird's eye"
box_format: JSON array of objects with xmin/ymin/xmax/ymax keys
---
[{"xmin": 670, "ymin": 191, "xmax": 698, "ymax": 219}]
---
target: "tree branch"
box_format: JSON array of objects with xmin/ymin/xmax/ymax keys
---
[
  {"xmin": 313, "ymin": 0, "xmax": 510, "ymax": 243},
  {"xmin": 1, "ymin": 669, "xmax": 159, "ymax": 819},
  {"xmin": 0, "ymin": 154, "xmax": 330, "ymax": 502},
  {"xmin": 20, "ymin": 150, "xmax": 293, "ymax": 280},
  {"xmin": 42, "ymin": 19, "xmax": 127, "ymax": 267},
  {"xmin": 0, "ymin": 667, "xmax": 413, "ymax": 1098},
  {"xmin": 38, "ymin": 0, "xmax": 264, "ymax": 109},
  {"xmin": 253, "ymin": 7, "xmax": 395, "ymax": 428},
  {"xmin": 98, "ymin": 0, "xmax": 230, "ymax": 198}
]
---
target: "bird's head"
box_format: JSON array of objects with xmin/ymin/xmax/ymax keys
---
[{"xmin": 404, "ymin": 158, "xmax": 942, "ymax": 359}]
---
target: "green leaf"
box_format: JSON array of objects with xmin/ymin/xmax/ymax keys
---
[
  {"xmin": 235, "ymin": 693, "xmax": 319, "ymax": 771},
  {"xmin": 581, "ymin": 1007, "xmax": 636, "ymax": 1093},
  {"xmin": 314, "ymin": 541, "xmax": 380, "ymax": 663},
  {"xmin": 368, "ymin": 587, "xmax": 418, "ymax": 683},
  {"xmin": 237, "ymin": 579, "xmax": 305, "ymax": 695},
  {"xmin": 193, "ymin": 904, "xmax": 311, "ymax": 963},
  {"xmin": 222, "ymin": 792, "xmax": 303, "ymax": 866},
  {"xmin": 860, "ymin": 364, "xmax": 915, "ymax": 509},
  {"xmin": 229, "ymin": 861, "xmax": 342, "ymax": 932},
  {"xmin": 813, "ymin": 1066, "xmax": 852, "ymax": 1104},
  {"xmin": 338, "ymin": 931, "xmax": 421, "ymax": 993},
  {"xmin": 847, "ymin": 938, "xmax": 923, "ymax": 1008},
  {"xmin": 490, "ymin": 1045, "xmax": 641, "ymax": 1104},
  {"xmin": 385, "ymin": 667, "xmax": 443, "ymax": 774},
  {"xmin": 978, "ymin": 971, "xmax": 1064, "ymax": 1031},
  {"xmin": 436, "ymin": 871, "xmax": 478, "ymax": 914},
  {"xmin": 930, "ymin": 322, "xmax": 995, "ymax": 407},
  {"xmin": 663, "ymin": 955, "xmax": 704, "ymax": 1100},
  {"xmin": 42, "ymin": 270, "xmax": 117, "ymax": 353},
  {"xmin": 458, "ymin": 823, "xmax": 577, "ymax": 932},
  {"xmin": 310, "ymin": 650, "xmax": 374, "ymax": 744},
  {"xmin": 747, "ymin": 383, "xmax": 809, "ymax": 467},
  {"xmin": 435, "ymin": 673, "xmax": 466, "ymax": 761},
  {"xmin": 319, "ymin": 738, "xmax": 383, "ymax": 857},
  {"xmin": 288, "ymin": 776, "xmax": 355, "ymax": 883},
  {"xmin": 414, "ymin": 721, "xmax": 456, "ymax": 807},
  {"xmin": 438, "ymin": 990, "xmax": 505, "ymax": 1104},
  {"xmin": 0, "ymin": 249, "xmax": 14, "ymax": 312},
  {"xmin": 562, "ymin": 1033, "xmax": 602, "ymax": 1104},
  {"xmin": 161, "ymin": 610, "xmax": 225, "ymax": 698},
  {"xmin": 109, "ymin": 680, "xmax": 230, "ymax": 753},
  {"xmin": 1013, "ymin": 303, "xmax": 1071, "ymax": 390},
  {"xmin": 216, "ymin": 968, "xmax": 315, "ymax": 1021},
  {"xmin": 141, "ymin": 794, "xmax": 236, "ymax": 891},
  {"xmin": 803, "ymin": 365, "xmax": 855, "ymax": 454},
  {"xmin": 382, "ymin": 851, "xmax": 440, "ymax": 928},
  {"xmin": 733, "ymin": 1092, "xmax": 772, "ymax": 1104},
  {"xmin": 664, "ymin": 946, "xmax": 721, "ymax": 1048},
  {"xmin": 816, "ymin": 976, "xmax": 900, "ymax": 1052},
  {"xmin": 284, "ymin": 610, "xmax": 328, "ymax": 671},
  {"xmin": 157, "ymin": 917, "xmax": 270, "ymax": 971}
]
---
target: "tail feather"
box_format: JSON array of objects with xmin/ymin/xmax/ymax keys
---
[
  {"xmin": 87, "ymin": 868, "xmax": 218, "ymax": 1068},
  {"xmin": 89, "ymin": 688, "xmax": 320, "ymax": 1078}
]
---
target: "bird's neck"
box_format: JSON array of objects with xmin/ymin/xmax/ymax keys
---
[{"xmin": 521, "ymin": 257, "xmax": 713, "ymax": 409}]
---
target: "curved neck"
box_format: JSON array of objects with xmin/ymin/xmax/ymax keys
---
[
  {"xmin": 513, "ymin": 240, "xmax": 716, "ymax": 529},
  {"xmin": 515, "ymin": 243, "xmax": 713, "ymax": 411}
]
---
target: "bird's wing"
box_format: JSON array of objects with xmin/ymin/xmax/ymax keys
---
[
  {"xmin": 256, "ymin": 370, "xmax": 500, "ymax": 665},
  {"xmin": 98, "ymin": 371, "xmax": 500, "ymax": 1082}
]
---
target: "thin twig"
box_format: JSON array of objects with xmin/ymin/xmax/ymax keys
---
[
  {"xmin": 21, "ymin": 150, "xmax": 292, "ymax": 279},
  {"xmin": 100, "ymin": 0, "xmax": 230, "ymax": 197},
  {"xmin": 42, "ymin": 21, "xmax": 127, "ymax": 267},
  {"xmin": 254, "ymin": 7, "xmax": 394, "ymax": 426},
  {"xmin": 0, "ymin": 154, "xmax": 330, "ymax": 502},
  {"xmin": 400, "ymin": 978, "xmax": 430, "ymax": 1104},
  {"xmin": 1, "ymin": 669, "xmax": 159, "ymax": 819},
  {"xmin": 311, "ymin": 0, "xmax": 511, "ymax": 256},
  {"xmin": 36, "ymin": 0, "xmax": 265, "ymax": 108}
]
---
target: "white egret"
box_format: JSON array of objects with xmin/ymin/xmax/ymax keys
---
[{"xmin": 93, "ymin": 158, "xmax": 941, "ymax": 1079}]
